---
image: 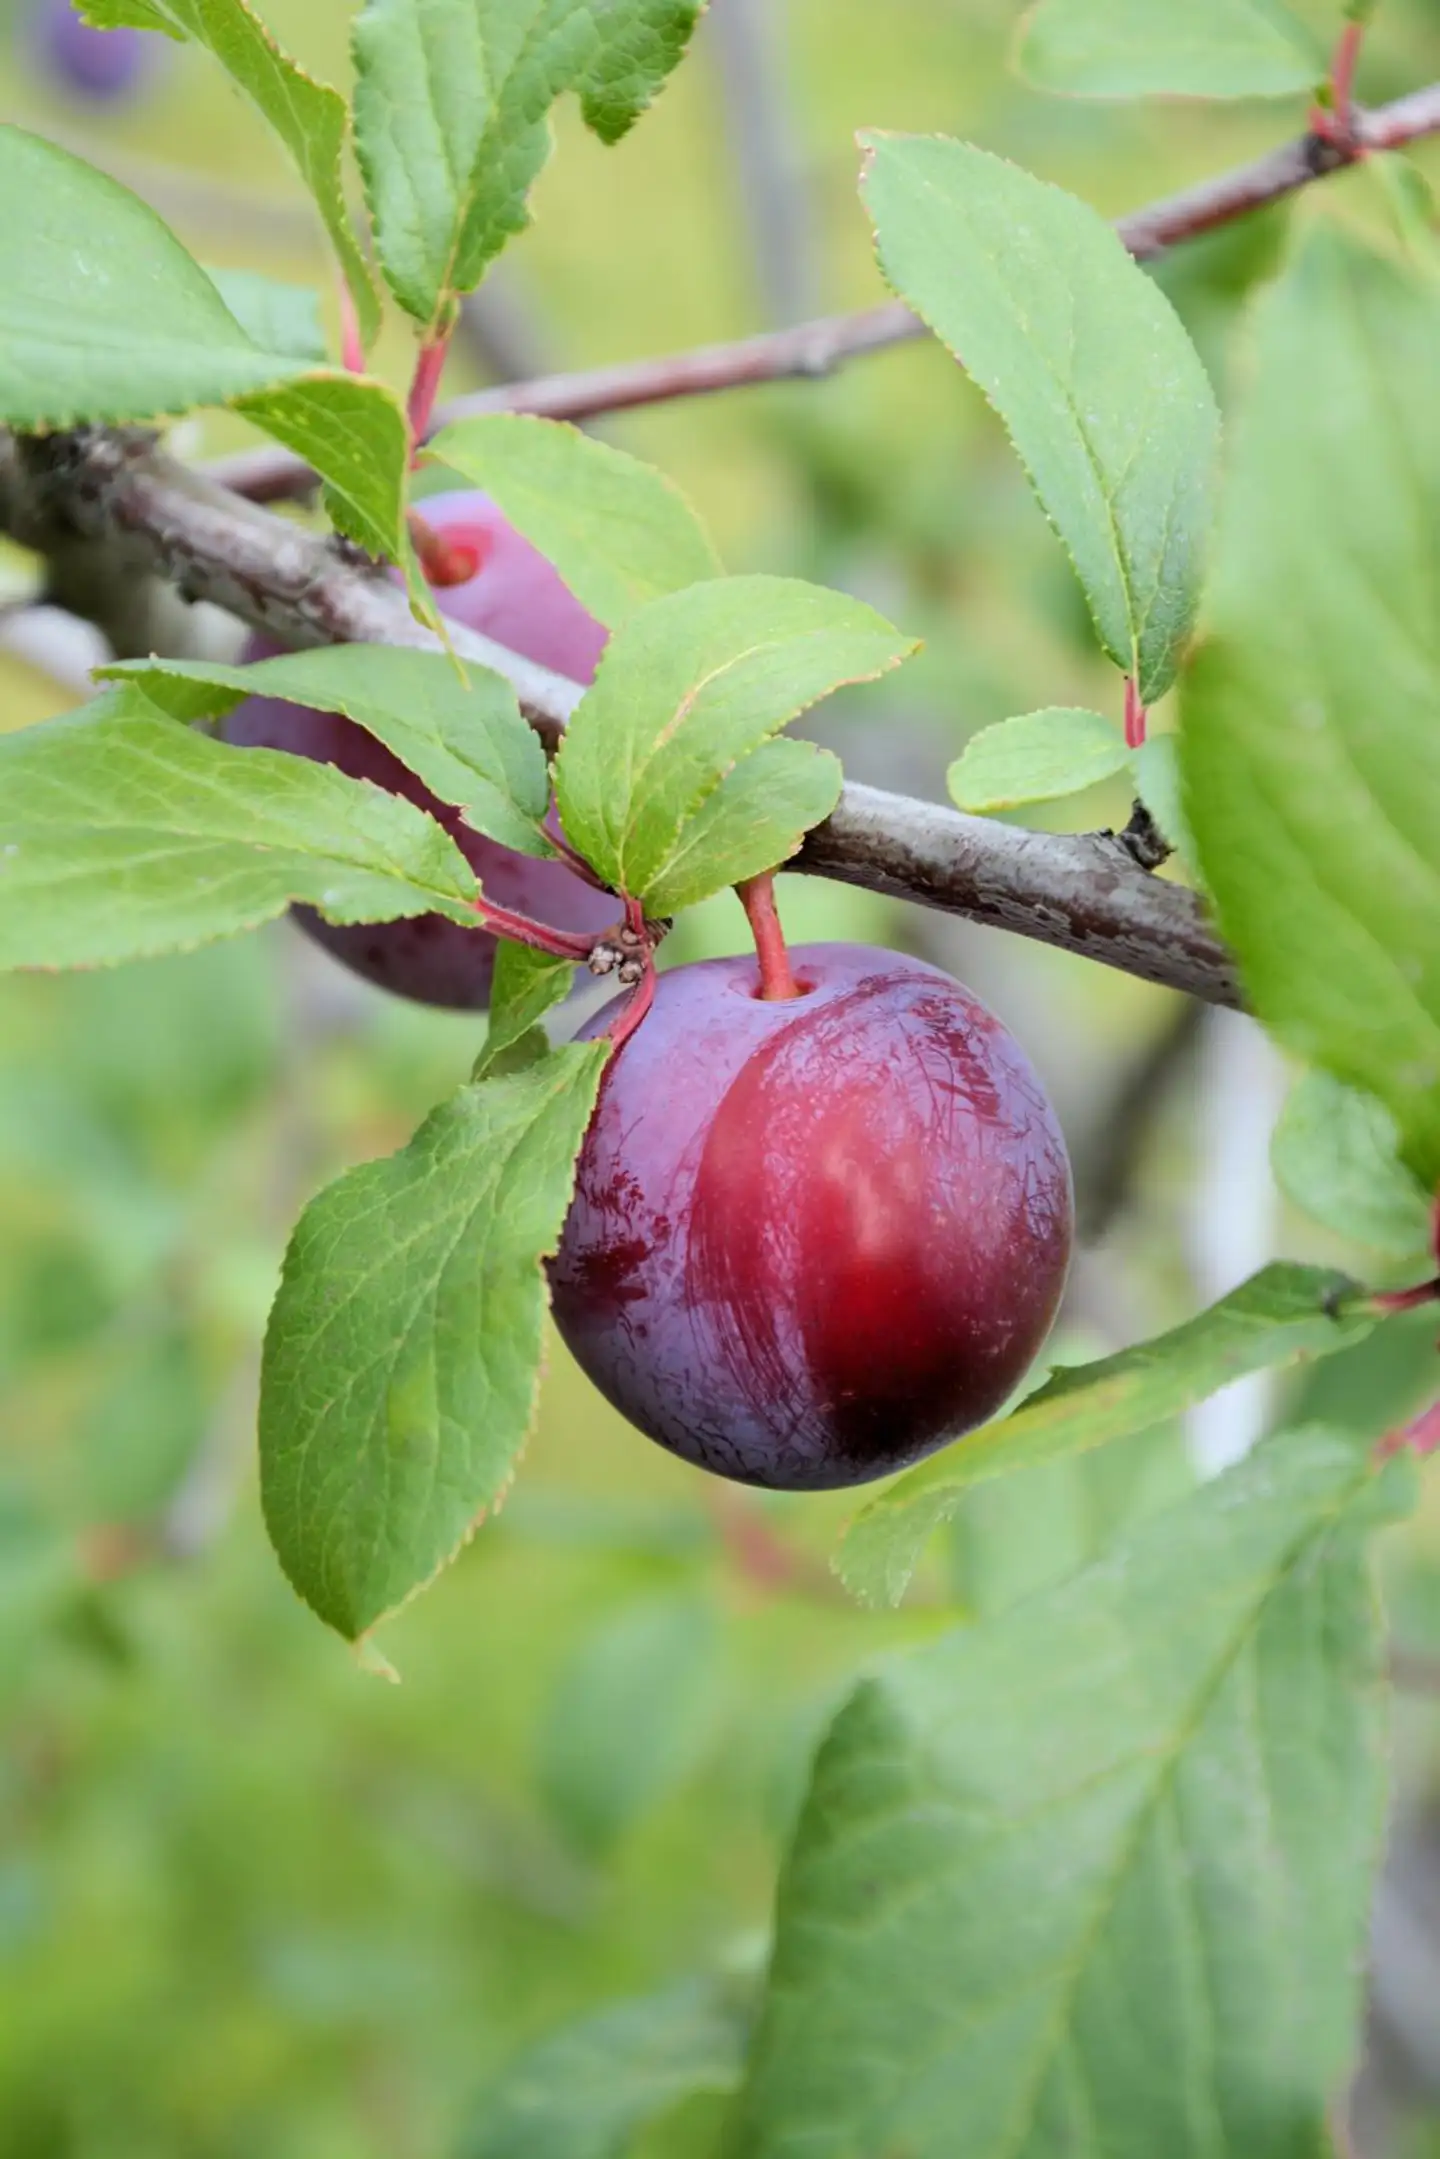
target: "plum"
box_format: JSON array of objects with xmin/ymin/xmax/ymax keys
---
[
  {"xmin": 550, "ymin": 945, "xmax": 1073, "ymax": 1491},
  {"xmin": 408, "ymin": 490, "xmax": 608, "ymax": 686},
  {"xmin": 29, "ymin": 0, "xmax": 158, "ymax": 100},
  {"xmin": 222, "ymin": 491, "xmax": 614, "ymax": 1009}
]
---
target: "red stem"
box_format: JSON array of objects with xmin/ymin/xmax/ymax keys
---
[
  {"xmin": 339, "ymin": 278, "xmax": 365, "ymax": 377},
  {"xmin": 407, "ymin": 337, "xmax": 451, "ymax": 459},
  {"xmin": 603, "ymin": 897, "xmax": 660, "ymax": 1049},
  {"xmin": 473, "ymin": 896, "xmax": 597, "ymax": 961},
  {"xmin": 1333, "ymin": 19, "xmax": 1365, "ymax": 130},
  {"xmin": 736, "ymin": 873, "xmax": 800, "ymax": 1000},
  {"xmin": 606, "ymin": 958, "xmax": 656, "ymax": 1051},
  {"xmin": 545, "ymin": 822, "xmax": 612, "ymax": 892},
  {"xmin": 1123, "ymin": 677, "xmax": 1147, "ymax": 751},
  {"xmin": 1313, "ymin": 19, "xmax": 1368, "ymax": 146},
  {"xmin": 1373, "ymin": 1277, "xmax": 1440, "ymax": 1314},
  {"xmin": 1377, "ymin": 1395, "xmax": 1440, "ymax": 1462}
]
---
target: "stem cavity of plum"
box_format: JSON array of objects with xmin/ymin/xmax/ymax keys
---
[
  {"xmin": 736, "ymin": 872, "xmax": 802, "ymax": 1001},
  {"xmin": 406, "ymin": 509, "xmax": 480, "ymax": 588}
]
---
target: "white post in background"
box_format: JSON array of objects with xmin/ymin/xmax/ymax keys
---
[{"xmin": 1186, "ymin": 1006, "xmax": 1291, "ymax": 1477}]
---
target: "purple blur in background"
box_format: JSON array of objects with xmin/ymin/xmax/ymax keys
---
[{"xmin": 27, "ymin": 0, "xmax": 160, "ymax": 102}]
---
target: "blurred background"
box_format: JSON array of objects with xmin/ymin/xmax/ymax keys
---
[{"xmin": 2, "ymin": 0, "xmax": 1440, "ymax": 2150}]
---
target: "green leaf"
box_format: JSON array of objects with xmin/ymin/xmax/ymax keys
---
[
  {"xmin": 733, "ymin": 1428, "xmax": 1414, "ymax": 2159},
  {"xmin": 947, "ymin": 1419, "xmax": 1194, "ymax": 1621},
  {"xmin": 1180, "ymin": 229, "xmax": 1440, "ymax": 1188},
  {"xmin": 641, "ymin": 737, "xmax": 844, "ymax": 915},
  {"xmin": 259, "ymin": 1045, "xmax": 609, "ymax": 1641},
  {"xmin": 78, "ymin": 0, "xmax": 378, "ymax": 344},
  {"xmin": 0, "ymin": 690, "xmax": 480, "ymax": 972},
  {"xmin": 204, "ymin": 269, "xmax": 326, "ymax": 361},
  {"xmin": 230, "ymin": 373, "xmax": 411, "ymax": 565},
  {"xmin": 426, "ymin": 413, "xmax": 723, "ymax": 629},
  {"xmin": 947, "ymin": 707, "xmax": 1128, "ymax": 814},
  {"xmin": 554, "ymin": 576, "xmax": 914, "ymax": 904},
  {"xmin": 836, "ymin": 1263, "xmax": 1374, "ymax": 1607},
  {"xmin": 460, "ymin": 1974, "xmax": 747, "ymax": 2159},
  {"xmin": 536, "ymin": 1591, "xmax": 722, "ymax": 1857},
  {"xmin": 0, "ymin": 130, "xmax": 408, "ymax": 562},
  {"xmin": 1371, "ymin": 153, "xmax": 1440, "ymax": 277},
  {"xmin": 351, "ymin": 0, "xmax": 703, "ymax": 331},
  {"xmin": 0, "ymin": 126, "xmax": 316, "ymax": 427},
  {"xmin": 861, "ymin": 133, "xmax": 1219, "ymax": 703},
  {"xmin": 103, "ymin": 647, "xmax": 553, "ymax": 858},
  {"xmin": 476, "ymin": 942, "xmax": 581, "ymax": 1076},
  {"xmin": 1273, "ymin": 1070, "xmax": 1434, "ymax": 1259},
  {"xmin": 1017, "ymin": 0, "xmax": 1321, "ymax": 100}
]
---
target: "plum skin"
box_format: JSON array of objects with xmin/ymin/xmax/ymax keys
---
[
  {"xmin": 549, "ymin": 945, "xmax": 1073, "ymax": 1492},
  {"xmin": 222, "ymin": 492, "xmax": 614, "ymax": 1009},
  {"xmin": 30, "ymin": 0, "xmax": 157, "ymax": 99}
]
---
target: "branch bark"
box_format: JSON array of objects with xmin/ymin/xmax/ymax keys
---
[
  {"xmin": 203, "ymin": 81, "xmax": 1440, "ymax": 503},
  {"xmin": 0, "ymin": 426, "xmax": 1239, "ymax": 1008}
]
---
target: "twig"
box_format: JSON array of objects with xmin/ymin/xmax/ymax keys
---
[
  {"xmin": 202, "ymin": 81, "xmax": 1440, "ymax": 504},
  {"xmin": 0, "ymin": 426, "xmax": 1241, "ymax": 1008},
  {"xmin": 796, "ymin": 785, "xmax": 1239, "ymax": 1006}
]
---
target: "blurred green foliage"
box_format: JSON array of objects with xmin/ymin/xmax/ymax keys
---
[{"xmin": 3, "ymin": 0, "xmax": 1440, "ymax": 2150}]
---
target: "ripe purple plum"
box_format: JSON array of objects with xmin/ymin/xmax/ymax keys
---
[
  {"xmin": 550, "ymin": 946, "xmax": 1073, "ymax": 1491},
  {"xmin": 29, "ymin": 0, "xmax": 159, "ymax": 100},
  {"xmin": 412, "ymin": 490, "xmax": 608, "ymax": 686},
  {"xmin": 223, "ymin": 491, "xmax": 614, "ymax": 1009}
]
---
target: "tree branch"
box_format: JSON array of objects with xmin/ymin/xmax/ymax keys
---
[
  {"xmin": 203, "ymin": 82, "xmax": 1440, "ymax": 504},
  {"xmin": 0, "ymin": 426, "xmax": 1239, "ymax": 1009}
]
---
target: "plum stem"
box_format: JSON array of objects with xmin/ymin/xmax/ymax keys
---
[
  {"xmin": 407, "ymin": 508, "xmax": 478, "ymax": 588},
  {"xmin": 1123, "ymin": 676, "xmax": 1147, "ymax": 751},
  {"xmin": 407, "ymin": 335, "xmax": 451, "ymax": 458},
  {"xmin": 736, "ymin": 872, "xmax": 801, "ymax": 1000}
]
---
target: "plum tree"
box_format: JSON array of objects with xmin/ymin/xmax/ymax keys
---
[
  {"xmin": 27, "ymin": 0, "xmax": 158, "ymax": 100},
  {"xmin": 223, "ymin": 491, "xmax": 615, "ymax": 1008},
  {"xmin": 550, "ymin": 943, "xmax": 1073, "ymax": 1491}
]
